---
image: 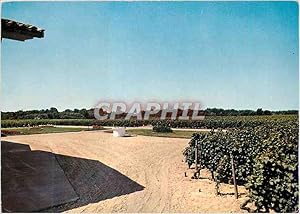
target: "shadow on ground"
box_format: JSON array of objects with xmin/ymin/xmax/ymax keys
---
[{"xmin": 1, "ymin": 140, "xmax": 144, "ymax": 212}]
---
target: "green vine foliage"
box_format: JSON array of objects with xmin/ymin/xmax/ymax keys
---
[
  {"xmin": 183, "ymin": 122, "xmax": 298, "ymax": 212},
  {"xmin": 2, "ymin": 115, "xmax": 297, "ymax": 128}
]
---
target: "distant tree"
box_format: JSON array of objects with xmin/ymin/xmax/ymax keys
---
[
  {"xmin": 60, "ymin": 112, "xmax": 84, "ymax": 119},
  {"xmin": 256, "ymin": 108, "xmax": 263, "ymax": 115},
  {"xmin": 2, "ymin": 107, "xmax": 296, "ymax": 120},
  {"xmin": 48, "ymin": 107, "xmax": 59, "ymax": 119},
  {"xmin": 24, "ymin": 114, "xmax": 36, "ymax": 119},
  {"xmin": 225, "ymin": 109, "xmax": 238, "ymax": 116},
  {"xmin": 238, "ymin": 110, "xmax": 254, "ymax": 116},
  {"xmin": 39, "ymin": 113, "xmax": 49, "ymax": 119},
  {"xmin": 87, "ymin": 109, "xmax": 95, "ymax": 119},
  {"xmin": 79, "ymin": 109, "xmax": 89, "ymax": 118},
  {"xmin": 50, "ymin": 107, "xmax": 58, "ymax": 113},
  {"xmin": 263, "ymin": 110, "xmax": 272, "ymax": 115}
]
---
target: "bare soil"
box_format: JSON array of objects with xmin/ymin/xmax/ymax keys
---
[{"xmin": 4, "ymin": 130, "xmax": 248, "ymax": 212}]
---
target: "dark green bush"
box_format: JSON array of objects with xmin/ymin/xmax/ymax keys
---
[{"xmin": 152, "ymin": 124, "xmax": 173, "ymax": 133}]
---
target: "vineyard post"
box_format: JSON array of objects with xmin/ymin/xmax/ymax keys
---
[
  {"xmin": 195, "ymin": 140, "xmax": 198, "ymax": 171},
  {"xmin": 230, "ymin": 154, "xmax": 238, "ymax": 199},
  {"xmin": 215, "ymin": 179, "xmax": 220, "ymax": 196}
]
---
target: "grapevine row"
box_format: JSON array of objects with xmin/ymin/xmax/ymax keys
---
[
  {"xmin": 183, "ymin": 122, "xmax": 298, "ymax": 212},
  {"xmin": 2, "ymin": 115, "xmax": 297, "ymax": 128}
]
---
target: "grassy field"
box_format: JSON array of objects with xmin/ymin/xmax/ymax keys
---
[
  {"xmin": 1, "ymin": 126, "xmax": 90, "ymax": 135},
  {"xmin": 127, "ymin": 129, "xmax": 205, "ymax": 139},
  {"xmin": 2, "ymin": 126, "xmax": 202, "ymax": 138}
]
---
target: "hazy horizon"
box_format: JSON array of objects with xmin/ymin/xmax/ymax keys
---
[{"xmin": 1, "ymin": 106, "xmax": 298, "ymax": 113}]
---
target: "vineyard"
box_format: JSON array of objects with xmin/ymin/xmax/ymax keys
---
[
  {"xmin": 1, "ymin": 115, "xmax": 297, "ymax": 128},
  {"xmin": 1, "ymin": 115, "xmax": 298, "ymax": 212},
  {"xmin": 183, "ymin": 119, "xmax": 298, "ymax": 212}
]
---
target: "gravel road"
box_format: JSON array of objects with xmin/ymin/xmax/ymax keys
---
[{"xmin": 4, "ymin": 131, "xmax": 246, "ymax": 212}]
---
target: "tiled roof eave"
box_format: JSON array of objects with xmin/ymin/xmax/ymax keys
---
[{"xmin": 1, "ymin": 18, "xmax": 45, "ymax": 41}]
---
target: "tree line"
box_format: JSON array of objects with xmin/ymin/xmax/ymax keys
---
[{"xmin": 1, "ymin": 107, "xmax": 298, "ymax": 120}]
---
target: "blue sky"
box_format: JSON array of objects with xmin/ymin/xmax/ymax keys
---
[{"xmin": 1, "ymin": 1, "xmax": 298, "ymax": 111}]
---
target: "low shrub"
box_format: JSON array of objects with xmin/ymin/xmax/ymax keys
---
[{"xmin": 152, "ymin": 124, "xmax": 173, "ymax": 133}]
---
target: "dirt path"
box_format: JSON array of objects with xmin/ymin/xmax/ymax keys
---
[{"xmin": 4, "ymin": 131, "xmax": 247, "ymax": 212}]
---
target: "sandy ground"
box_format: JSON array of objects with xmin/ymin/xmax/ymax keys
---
[{"xmin": 3, "ymin": 130, "xmax": 248, "ymax": 212}]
